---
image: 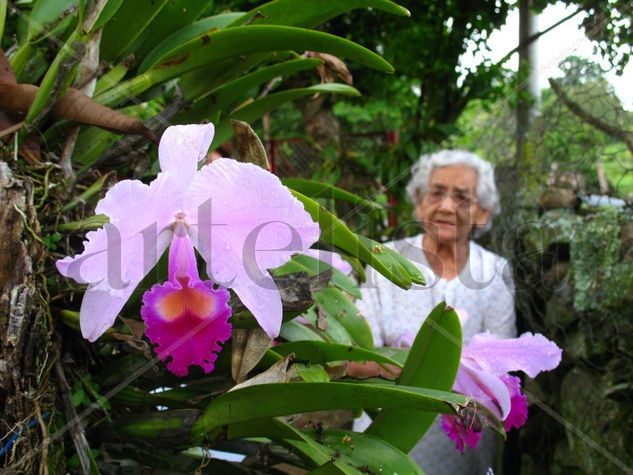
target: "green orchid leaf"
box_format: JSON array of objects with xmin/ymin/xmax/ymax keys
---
[
  {"xmin": 303, "ymin": 429, "xmax": 424, "ymax": 475},
  {"xmin": 89, "ymin": 0, "xmax": 124, "ymax": 32},
  {"xmin": 282, "ymin": 178, "xmax": 383, "ymax": 213},
  {"xmin": 120, "ymin": 0, "xmax": 214, "ymax": 62},
  {"xmin": 293, "ymin": 254, "xmax": 361, "ymax": 298},
  {"xmin": 99, "ymin": 0, "xmax": 170, "ymax": 61},
  {"xmin": 24, "ymin": 29, "xmax": 84, "ymax": 127},
  {"xmin": 292, "ymin": 191, "xmax": 411, "ymax": 289},
  {"xmin": 302, "ymin": 306, "xmax": 355, "ymax": 346},
  {"xmin": 98, "ymin": 26, "xmax": 391, "ymax": 107},
  {"xmin": 314, "ymin": 288, "xmax": 373, "ymax": 348},
  {"xmin": 179, "ymin": 57, "xmax": 322, "ymax": 116},
  {"xmin": 192, "ymin": 382, "xmax": 466, "ymax": 441},
  {"xmin": 93, "ymin": 61, "xmax": 131, "ymax": 96},
  {"xmin": 211, "ymin": 84, "xmax": 360, "ymax": 147},
  {"xmin": 139, "ymin": 12, "xmax": 243, "ymax": 73},
  {"xmin": 295, "ymin": 363, "xmax": 330, "ymax": 382},
  {"xmin": 358, "ymin": 235, "xmax": 426, "ymax": 285},
  {"xmin": 272, "ymin": 341, "xmax": 403, "ymax": 368},
  {"xmin": 26, "ymin": 0, "xmax": 78, "ymax": 42},
  {"xmin": 366, "ymin": 303, "xmax": 462, "ymax": 452},
  {"xmin": 228, "ymin": 0, "xmax": 410, "ymax": 28},
  {"xmin": 280, "ymin": 319, "xmax": 326, "ymax": 342}
]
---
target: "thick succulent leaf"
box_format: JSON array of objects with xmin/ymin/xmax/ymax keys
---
[
  {"xmin": 373, "ymin": 346, "xmax": 409, "ymax": 366},
  {"xmin": 24, "ymin": 29, "xmax": 83, "ymax": 126},
  {"xmin": 93, "ymin": 61, "xmax": 131, "ymax": 96},
  {"xmin": 139, "ymin": 12, "xmax": 243, "ymax": 73},
  {"xmin": 227, "ymin": 0, "xmax": 410, "ymax": 28},
  {"xmin": 180, "ymin": 57, "xmax": 322, "ymax": 113},
  {"xmin": 310, "ymin": 462, "xmax": 357, "ymax": 474},
  {"xmin": 358, "ymin": 235, "xmax": 426, "ymax": 285},
  {"xmin": 292, "ymin": 191, "xmax": 411, "ymax": 289},
  {"xmin": 211, "ymin": 84, "xmax": 360, "ymax": 147},
  {"xmin": 313, "ymin": 288, "xmax": 373, "ymax": 348},
  {"xmin": 25, "ymin": 0, "xmax": 78, "ymax": 42},
  {"xmin": 295, "ymin": 363, "xmax": 330, "ymax": 382},
  {"xmin": 149, "ymin": 25, "xmax": 393, "ymax": 75},
  {"xmin": 272, "ymin": 341, "xmax": 403, "ymax": 368},
  {"xmin": 276, "ymin": 254, "xmax": 360, "ymax": 298},
  {"xmin": 303, "ymin": 429, "xmax": 424, "ymax": 475},
  {"xmin": 366, "ymin": 303, "xmax": 463, "ymax": 452},
  {"xmin": 89, "ymin": 0, "xmax": 124, "ymax": 32},
  {"xmin": 279, "ymin": 319, "xmax": 326, "ymax": 342},
  {"xmin": 121, "ymin": 0, "xmax": 213, "ymax": 62},
  {"xmin": 99, "ymin": 0, "xmax": 169, "ymax": 61},
  {"xmin": 229, "ymin": 418, "xmax": 419, "ymax": 474},
  {"xmin": 0, "ymin": 1, "xmax": 7, "ymax": 41},
  {"xmin": 98, "ymin": 26, "xmax": 391, "ymax": 107},
  {"xmin": 228, "ymin": 418, "xmax": 332, "ymax": 466},
  {"xmin": 192, "ymin": 381, "xmax": 467, "ymax": 440},
  {"xmin": 303, "ymin": 305, "xmax": 355, "ymax": 346},
  {"xmin": 282, "ymin": 178, "xmax": 383, "ymax": 214},
  {"xmin": 228, "ymin": 419, "xmax": 359, "ymax": 474}
]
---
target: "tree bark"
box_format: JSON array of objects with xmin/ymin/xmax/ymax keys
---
[{"xmin": 0, "ymin": 160, "xmax": 55, "ymax": 472}]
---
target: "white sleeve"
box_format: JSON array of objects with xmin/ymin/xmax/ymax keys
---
[
  {"xmin": 483, "ymin": 256, "xmax": 517, "ymax": 338},
  {"xmin": 355, "ymin": 266, "xmax": 386, "ymax": 347}
]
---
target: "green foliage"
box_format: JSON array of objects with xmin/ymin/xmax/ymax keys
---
[
  {"xmin": 5, "ymin": 0, "xmax": 396, "ymax": 170},
  {"xmin": 571, "ymin": 208, "xmax": 633, "ymax": 312}
]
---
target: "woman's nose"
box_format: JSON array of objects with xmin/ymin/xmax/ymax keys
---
[{"xmin": 438, "ymin": 194, "xmax": 457, "ymax": 211}]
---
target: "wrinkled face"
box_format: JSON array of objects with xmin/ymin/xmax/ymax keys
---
[{"xmin": 415, "ymin": 165, "xmax": 490, "ymax": 244}]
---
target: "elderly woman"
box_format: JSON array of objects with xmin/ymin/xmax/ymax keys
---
[{"xmin": 351, "ymin": 150, "xmax": 516, "ymax": 475}]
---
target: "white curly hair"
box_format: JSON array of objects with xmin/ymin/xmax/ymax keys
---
[{"xmin": 405, "ymin": 150, "xmax": 501, "ymax": 236}]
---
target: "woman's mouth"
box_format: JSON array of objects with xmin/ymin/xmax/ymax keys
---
[{"xmin": 435, "ymin": 220, "xmax": 456, "ymax": 227}]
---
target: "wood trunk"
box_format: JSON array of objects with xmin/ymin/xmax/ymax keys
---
[{"xmin": 0, "ymin": 159, "xmax": 56, "ymax": 473}]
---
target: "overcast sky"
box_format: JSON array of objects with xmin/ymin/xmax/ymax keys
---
[{"xmin": 460, "ymin": 2, "xmax": 633, "ymax": 109}]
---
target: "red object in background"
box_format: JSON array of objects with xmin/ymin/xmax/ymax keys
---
[
  {"xmin": 385, "ymin": 130, "xmax": 399, "ymax": 147},
  {"xmin": 387, "ymin": 193, "xmax": 398, "ymax": 228}
]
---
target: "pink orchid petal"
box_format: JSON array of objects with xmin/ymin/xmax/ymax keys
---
[
  {"xmin": 141, "ymin": 278, "xmax": 231, "ymax": 376},
  {"xmin": 57, "ymin": 170, "xmax": 177, "ymax": 287},
  {"xmin": 158, "ymin": 124, "xmax": 215, "ymax": 190},
  {"xmin": 184, "ymin": 158, "xmax": 319, "ymax": 336},
  {"xmin": 168, "ymin": 225, "xmax": 201, "ymax": 283},
  {"xmin": 465, "ymin": 332, "xmax": 562, "ymax": 378},
  {"xmin": 94, "ymin": 173, "xmax": 178, "ymax": 235},
  {"xmin": 303, "ymin": 249, "xmax": 353, "ymax": 275},
  {"xmin": 440, "ymin": 415, "xmax": 483, "ymax": 452},
  {"xmin": 231, "ymin": 276, "xmax": 282, "ymax": 339},
  {"xmin": 80, "ymin": 287, "xmax": 135, "ymax": 341},
  {"xmin": 464, "ymin": 364, "xmax": 512, "ymax": 419},
  {"xmin": 59, "ymin": 228, "xmax": 173, "ymax": 341},
  {"xmin": 502, "ymin": 375, "xmax": 528, "ymax": 431}
]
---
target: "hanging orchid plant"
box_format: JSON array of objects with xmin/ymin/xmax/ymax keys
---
[{"xmin": 57, "ymin": 123, "xmax": 320, "ymax": 375}]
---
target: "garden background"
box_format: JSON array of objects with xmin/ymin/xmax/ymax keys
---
[{"xmin": 0, "ymin": 0, "xmax": 632, "ymax": 473}]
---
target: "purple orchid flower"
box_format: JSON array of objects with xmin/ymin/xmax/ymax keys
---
[
  {"xmin": 442, "ymin": 331, "xmax": 562, "ymax": 451},
  {"xmin": 57, "ymin": 123, "xmax": 320, "ymax": 375}
]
